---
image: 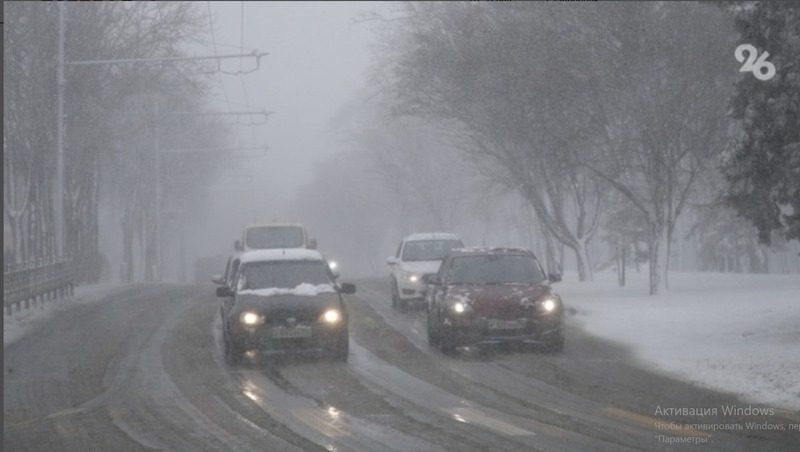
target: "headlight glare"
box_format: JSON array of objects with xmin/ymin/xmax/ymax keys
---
[
  {"xmin": 541, "ymin": 298, "xmax": 556, "ymax": 313},
  {"xmin": 452, "ymin": 302, "xmax": 466, "ymax": 314},
  {"xmin": 322, "ymin": 309, "xmax": 341, "ymax": 324},
  {"xmin": 408, "ymin": 274, "xmax": 419, "ymax": 283},
  {"xmin": 240, "ymin": 311, "xmax": 262, "ymax": 326}
]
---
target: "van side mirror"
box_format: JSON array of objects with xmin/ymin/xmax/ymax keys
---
[
  {"xmin": 386, "ymin": 257, "xmax": 398, "ymax": 265},
  {"xmin": 548, "ymin": 273, "xmax": 562, "ymax": 283},
  {"xmin": 216, "ymin": 286, "xmax": 233, "ymax": 298},
  {"xmin": 211, "ymin": 274, "xmax": 225, "ymax": 285}
]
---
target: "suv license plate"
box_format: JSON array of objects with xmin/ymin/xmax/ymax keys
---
[
  {"xmin": 272, "ymin": 326, "xmax": 312, "ymax": 339},
  {"xmin": 488, "ymin": 319, "xmax": 523, "ymax": 330}
]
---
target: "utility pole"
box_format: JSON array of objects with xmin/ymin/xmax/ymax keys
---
[
  {"xmin": 154, "ymin": 100, "xmax": 161, "ymax": 281},
  {"xmin": 53, "ymin": 6, "xmax": 267, "ymax": 278},
  {"xmin": 55, "ymin": 2, "xmax": 65, "ymax": 258}
]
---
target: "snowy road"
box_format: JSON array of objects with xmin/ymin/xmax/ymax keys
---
[{"xmin": 4, "ymin": 282, "xmax": 798, "ymax": 451}]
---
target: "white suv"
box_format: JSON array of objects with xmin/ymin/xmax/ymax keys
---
[{"xmin": 387, "ymin": 233, "xmax": 464, "ymax": 309}]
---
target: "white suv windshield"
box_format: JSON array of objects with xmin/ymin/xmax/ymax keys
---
[{"xmin": 402, "ymin": 240, "xmax": 463, "ymax": 261}]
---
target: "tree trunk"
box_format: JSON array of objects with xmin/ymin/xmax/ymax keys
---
[
  {"xmin": 617, "ymin": 239, "xmax": 626, "ymax": 287},
  {"xmin": 647, "ymin": 224, "xmax": 669, "ymax": 295},
  {"xmin": 573, "ymin": 240, "xmax": 593, "ymax": 282},
  {"xmin": 121, "ymin": 211, "xmax": 134, "ymax": 283}
]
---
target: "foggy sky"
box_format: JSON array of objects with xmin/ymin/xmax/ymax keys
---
[{"xmin": 208, "ymin": 1, "xmax": 381, "ymax": 199}]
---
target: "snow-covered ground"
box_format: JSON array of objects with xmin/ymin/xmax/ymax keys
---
[
  {"xmin": 559, "ymin": 271, "xmax": 800, "ymax": 411},
  {"xmin": 4, "ymin": 283, "xmax": 131, "ymax": 348}
]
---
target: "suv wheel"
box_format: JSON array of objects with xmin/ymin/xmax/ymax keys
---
[
  {"xmin": 391, "ymin": 280, "xmax": 407, "ymax": 311},
  {"xmin": 328, "ymin": 331, "xmax": 349, "ymax": 362},
  {"xmin": 543, "ymin": 330, "xmax": 565, "ymax": 354},
  {"xmin": 391, "ymin": 279, "xmax": 399, "ymax": 308},
  {"xmin": 427, "ymin": 306, "xmax": 441, "ymax": 346},
  {"xmin": 440, "ymin": 333, "xmax": 457, "ymax": 355},
  {"xmin": 224, "ymin": 339, "xmax": 243, "ymax": 365}
]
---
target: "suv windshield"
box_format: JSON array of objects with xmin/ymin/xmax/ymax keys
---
[
  {"xmin": 246, "ymin": 226, "xmax": 304, "ymax": 249},
  {"xmin": 402, "ymin": 240, "xmax": 463, "ymax": 261},
  {"xmin": 239, "ymin": 261, "xmax": 330, "ymax": 290},
  {"xmin": 449, "ymin": 254, "xmax": 546, "ymax": 285}
]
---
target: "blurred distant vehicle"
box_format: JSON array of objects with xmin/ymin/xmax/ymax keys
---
[
  {"xmin": 195, "ymin": 255, "xmax": 228, "ymax": 284},
  {"xmin": 233, "ymin": 223, "xmax": 317, "ymax": 252},
  {"xmin": 215, "ymin": 249, "xmax": 355, "ymax": 364},
  {"xmin": 386, "ymin": 233, "xmax": 464, "ymax": 310},
  {"xmin": 425, "ymin": 248, "xmax": 564, "ymax": 354}
]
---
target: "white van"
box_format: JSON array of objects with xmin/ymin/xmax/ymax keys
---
[{"xmin": 234, "ymin": 223, "xmax": 317, "ymax": 252}]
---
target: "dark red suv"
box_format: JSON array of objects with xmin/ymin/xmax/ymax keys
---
[{"xmin": 424, "ymin": 248, "xmax": 564, "ymax": 354}]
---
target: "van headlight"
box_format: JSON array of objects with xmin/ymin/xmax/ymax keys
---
[
  {"xmin": 408, "ymin": 274, "xmax": 419, "ymax": 283},
  {"xmin": 240, "ymin": 311, "xmax": 263, "ymax": 326}
]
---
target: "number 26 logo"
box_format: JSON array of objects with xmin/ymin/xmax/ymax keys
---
[{"xmin": 735, "ymin": 44, "xmax": 776, "ymax": 81}]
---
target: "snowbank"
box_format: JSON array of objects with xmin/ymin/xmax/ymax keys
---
[
  {"xmin": 239, "ymin": 283, "xmax": 336, "ymax": 297},
  {"xmin": 4, "ymin": 283, "xmax": 131, "ymax": 348},
  {"xmin": 558, "ymin": 271, "xmax": 800, "ymax": 411}
]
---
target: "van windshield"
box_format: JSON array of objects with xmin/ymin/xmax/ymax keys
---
[{"xmin": 246, "ymin": 226, "xmax": 304, "ymax": 249}]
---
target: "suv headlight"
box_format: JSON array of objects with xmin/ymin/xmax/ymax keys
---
[
  {"xmin": 408, "ymin": 274, "xmax": 420, "ymax": 283},
  {"xmin": 240, "ymin": 311, "xmax": 263, "ymax": 326},
  {"xmin": 321, "ymin": 309, "xmax": 342, "ymax": 324},
  {"xmin": 448, "ymin": 299, "xmax": 473, "ymax": 315},
  {"xmin": 537, "ymin": 298, "xmax": 558, "ymax": 314}
]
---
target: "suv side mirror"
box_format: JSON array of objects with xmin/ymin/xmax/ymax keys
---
[
  {"xmin": 211, "ymin": 274, "xmax": 225, "ymax": 285},
  {"xmin": 423, "ymin": 274, "xmax": 441, "ymax": 285},
  {"xmin": 216, "ymin": 286, "xmax": 233, "ymax": 298},
  {"xmin": 339, "ymin": 282, "xmax": 356, "ymax": 294},
  {"xmin": 548, "ymin": 273, "xmax": 562, "ymax": 283},
  {"xmin": 386, "ymin": 257, "xmax": 398, "ymax": 266},
  {"xmin": 308, "ymin": 238, "xmax": 318, "ymax": 249},
  {"xmin": 234, "ymin": 240, "xmax": 243, "ymax": 251}
]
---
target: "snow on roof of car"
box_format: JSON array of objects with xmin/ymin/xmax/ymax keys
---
[
  {"xmin": 239, "ymin": 248, "xmax": 324, "ymax": 264},
  {"xmin": 403, "ymin": 232, "xmax": 461, "ymax": 242},
  {"xmin": 449, "ymin": 247, "xmax": 534, "ymax": 255}
]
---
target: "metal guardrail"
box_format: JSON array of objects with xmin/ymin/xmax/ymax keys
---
[{"xmin": 3, "ymin": 257, "xmax": 74, "ymax": 315}]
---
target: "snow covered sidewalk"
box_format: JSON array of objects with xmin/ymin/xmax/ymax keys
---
[
  {"xmin": 4, "ymin": 283, "xmax": 133, "ymax": 348},
  {"xmin": 559, "ymin": 271, "xmax": 800, "ymax": 411}
]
